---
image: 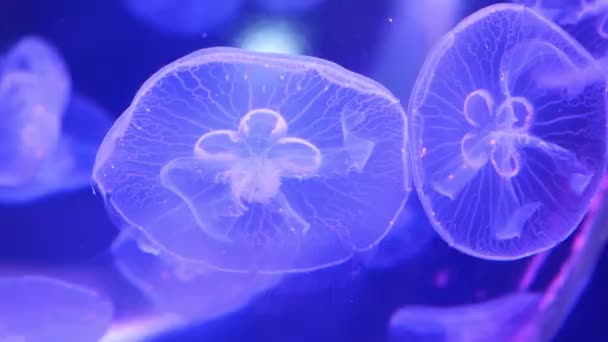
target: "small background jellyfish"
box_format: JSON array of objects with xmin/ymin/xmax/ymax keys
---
[
  {"xmin": 513, "ymin": 0, "xmax": 608, "ymax": 59},
  {"xmin": 123, "ymin": 0, "xmax": 243, "ymax": 36},
  {"xmin": 0, "ymin": 36, "xmax": 112, "ymax": 203},
  {"xmin": 408, "ymin": 3, "xmax": 607, "ymax": 260},
  {"xmin": 0, "ymin": 275, "xmax": 113, "ymax": 342},
  {"xmin": 93, "ymin": 47, "xmax": 410, "ymax": 274}
]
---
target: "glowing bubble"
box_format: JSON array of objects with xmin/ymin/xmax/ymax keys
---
[
  {"xmin": 112, "ymin": 235, "xmax": 281, "ymax": 324},
  {"xmin": 94, "ymin": 47, "xmax": 410, "ymax": 273},
  {"xmin": 408, "ymin": 3, "xmax": 607, "ymax": 260},
  {"xmin": 123, "ymin": 0, "xmax": 242, "ymax": 35},
  {"xmin": 0, "ymin": 276, "xmax": 113, "ymax": 342}
]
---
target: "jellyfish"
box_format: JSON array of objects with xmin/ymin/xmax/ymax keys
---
[
  {"xmin": 111, "ymin": 234, "xmax": 281, "ymax": 327},
  {"xmin": 408, "ymin": 3, "xmax": 607, "ymax": 260},
  {"xmin": 389, "ymin": 292, "xmax": 541, "ymax": 341},
  {"xmin": 0, "ymin": 36, "xmax": 113, "ymax": 203},
  {"xmin": 389, "ymin": 175, "xmax": 608, "ymax": 342},
  {"xmin": 123, "ymin": 0, "xmax": 242, "ymax": 36},
  {"xmin": 0, "ymin": 275, "xmax": 113, "ymax": 342},
  {"xmin": 93, "ymin": 47, "xmax": 410, "ymax": 273},
  {"xmin": 513, "ymin": 0, "xmax": 608, "ymax": 58},
  {"xmin": 253, "ymin": 0, "xmax": 326, "ymax": 14}
]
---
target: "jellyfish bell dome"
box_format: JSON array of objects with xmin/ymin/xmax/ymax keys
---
[
  {"xmin": 408, "ymin": 3, "xmax": 607, "ymax": 260},
  {"xmin": 94, "ymin": 47, "xmax": 410, "ymax": 273}
]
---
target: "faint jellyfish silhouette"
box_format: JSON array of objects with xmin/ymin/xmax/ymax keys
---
[
  {"xmin": 0, "ymin": 36, "xmax": 113, "ymax": 203},
  {"xmin": 513, "ymin": 0, "xmax": 608, "ymax": 58},
  {"xmin": 389, "ymin": 175, "xmax": 608, "ymax": 342},
  {"xmin": 0, "ymin": 94, "xmax": 112, "ymax": 202},
  {"xmin": 93, "ymin": 47, "xmax": 410, "ymax": 273},
  {"xmin": 0, "ymin": 36, "xmax": 70, "ymax": 188},
  {"xmin": 408, "ymin": 3, "xmax": 607, "ymax": 260},
  {"xmin": 123, "ymin": 0, "xmax": 242, "ymax": 36},
  {"xmin": 110, "ymin": 233, "xmax": 281, "ymax": 330},
  {"xmin": 389, "ymin": 292, "xmax": 541, "ymax": 341},
  {"xmin": 365, "ymin": 196, "xmax": 436, "ymax": 270},
  {"xmin": 0, "ymin": 276, "xmax": 113, "ymax": 342},
  {"xmin": 253, "ymin": 0, "xmax": 326, "ymax": 13}
]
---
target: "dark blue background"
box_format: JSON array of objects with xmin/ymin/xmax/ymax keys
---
[{"xmin": 0, "ymin": 0, "xmax": 606, "ymax": 341}]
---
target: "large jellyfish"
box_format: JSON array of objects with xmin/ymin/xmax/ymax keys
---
[
  {"xmin": 111, "ymin": 234, "xmax": 281, "ymax": 328},
  {"xmin": 408, "ymin": 3, "xmax": 607, "ymax": 260},
  {"xmin": 93, "ymin": 47, "xmax": 410, "ymax": 273},
  {"xmin": 389, "ymin": 175, "xmax": 608, "ymax": 341},
  {"xmin": 0, "ymin": 276, "xmax": 113, "ymax": 342},
  {"xmin": 123, "ymin": 0, "xmax": 242, "ymax": 36},
  {"xmin": 0, "ymin": 36, "xmax": 112, "ymax": 203}
]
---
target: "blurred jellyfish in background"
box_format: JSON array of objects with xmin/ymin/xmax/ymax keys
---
[
  {"xmin": 365, "ymin": 197, "xmax": 436, "ymax": 270},
  {"xmin": 93, "ymin": 47, "xmax": 410, "ymax": 274},
  {"xmin": 235, "ymin": 19, "xmax": 306, "ymax": 55},
  {"xmin": 0, "ymin": 36, "xmax": 112, "ymax": 203},
  {"xmin": 106, "ymin": 235, "xmax": 280, "ymax": 338},
  {"xmin": 408, "ymin": 3, "xmax": 607, "ymax": 260},
  {"xmin": 389, "ymin": 174, "xmax": 608, "ymax": 342},
  {"xmin": 513, "ymin": 0, "xmax": 608, "ymax": 58},
  {"xmin": 123, "ymin": 0, "xmax": 242, "ymax": 36},
  {"xmin": 372, "ymin": 0, "xmax": 464, "ymax": 100},
  {"xmin": 0, "ymin": 37, "xmax": 70, "ymax": 192},
  {"xmin": 389, "ymin": 292, "xmax": 541, "ymax": 341},
  {"xmin": 252, "ymin": 0, "xmax": 326, "ymax": 14},
  {"xmin": 0, "ymin": 275, "xmax": 113, "ymax": 342}
]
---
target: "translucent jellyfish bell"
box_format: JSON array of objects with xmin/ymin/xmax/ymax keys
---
[
  {"xmin": 408, "ymin": 3, "xmax": 607, "ymax": 260},
  {"xmin": 123, "ymin": 0, "xmax": 242, "ymax": 36},
  {"xmin": 0, "ymin": 276, "xmax": 113, "ymax": 342},
  {"xmin": 94, "ymin": 47, "xmax": 410, "ymax": 273},
  {"xmin": 0, "ymin": 36, "xmax": 70, "ymax": 187}
]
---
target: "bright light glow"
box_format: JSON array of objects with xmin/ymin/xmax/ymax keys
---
[{"xmin": 236, "ymin": 20, "xmax": 305, "ymax": 55}]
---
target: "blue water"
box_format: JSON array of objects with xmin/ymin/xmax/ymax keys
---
[{"xmin": 0, "ymin": 0, "xmax": 606, "ymax": 341}]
